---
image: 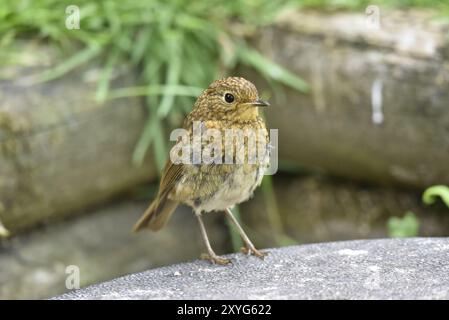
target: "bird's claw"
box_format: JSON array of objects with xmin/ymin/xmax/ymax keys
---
[
  {"xmin": 240, "ymin": 246, "xmax": 267, "ymax": 259},
  {"xmin": 200, "ymin": 253, "xmax": 232, "ymax": 265}
]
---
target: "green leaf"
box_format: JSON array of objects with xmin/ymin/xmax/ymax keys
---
[
  {"xmin": 387, "ymin": 212, "xmax": 420, "ymax": 238},
  {"xmin": 238, "ymin": 45, "xmax": 309, "ymax": 93},
  {"xmin": 261, "ymin": 175, "xmax": 297, "ymax": 246},
  {"xmin": 423, "ymin": 185, "xmax": 449, "ymax": 208},
  {"xmin": 32, "ymin": 44, "xmax": 101, "ymax": 83},
  {"xmin": 157, "ymin": 32, "xmax": 183, "ymax": 118},
  {"xmin": 226, "ymin": 206, "xmax": 244, "ymax": 251},
  {"xmin": 106, "ymin": 85, "xmax": 202, "ymax": 100},
  {"xmin": 130, "ymin": 29, "xmax": 152, "ymax": 65},
  {"xmin": 132, "ymin": 114, "xmax": 158, "ymax": 166},
  {"xmin": 152, "ymin": 119, "xmax": 168, "ymax": 172},
  {"xmin": 95, "ymin": 47, "xmax": 119, "ymax": 102}
]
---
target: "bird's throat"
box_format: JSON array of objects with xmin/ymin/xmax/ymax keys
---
[{"xmin": 235, "ymin": 106, "xmax": 259, "ymax": 122}]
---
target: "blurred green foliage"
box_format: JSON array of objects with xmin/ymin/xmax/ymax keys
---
[
  {"xmin": 297, "ymin": 0, "xmax": 449, "ymax": 11},
  {"xmin": 387, "ymin": 212, "xmax": 420, "ymax": 238},
  {"xmin": 0, "ymin": 0, "xmax": 310, "ymax": 170},
  {"xmin": 388, "ymin": 184, "xmax": 449, "ymax": 239}
]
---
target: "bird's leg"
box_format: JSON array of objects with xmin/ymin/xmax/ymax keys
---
[
  {"xmin": 195, "ymin": 212, "xmax": 231, "ymax": 265},
  {"xmin": 224, "ymin": 208, "xmax": 266, "ymax": 259}
]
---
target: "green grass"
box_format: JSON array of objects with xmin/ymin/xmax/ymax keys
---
[{"xmin": 0, "ymin": 0, "xmax": 310, "ymax": 170}]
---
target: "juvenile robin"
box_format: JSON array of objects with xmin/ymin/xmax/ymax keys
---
[{"xmin": 133, "ymin": 77, "xmax": 270, "ymax": 265}]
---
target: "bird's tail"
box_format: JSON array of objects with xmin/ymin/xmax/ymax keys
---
[{"xmin": 133, "ymin": 196, "xmax": 178, "ymax": 232}]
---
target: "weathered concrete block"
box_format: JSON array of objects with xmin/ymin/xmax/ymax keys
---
[
  {"xmin": 0, "ymin": 43, "xmax": 156, "ymax": 234},
  {"xmin": 249, "ymin": 10, "xmax": 449, "ymax": 188},
  {"xmin": 54, "ymin": 238, "xmax": 449, "ymax": 300}
]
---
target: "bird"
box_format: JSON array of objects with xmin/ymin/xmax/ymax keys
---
[{"xmin": 133, "ymin": 77, "xmax": 271, "ymax": 265}]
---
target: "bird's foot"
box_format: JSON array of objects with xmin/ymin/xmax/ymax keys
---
[
  {"xmin": 240, "ymin": 246, "xmax": 267, "ymax": 259},
  {"xmin": 200, "ymin": 253, "xmax": 232, "ymax": 265}
]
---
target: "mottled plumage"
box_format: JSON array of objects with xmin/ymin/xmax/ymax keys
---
[{"xmin": 134, "ymin": 77, "xmax": 270, "ymax": 264}]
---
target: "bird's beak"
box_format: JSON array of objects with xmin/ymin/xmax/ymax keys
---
[{"xmin": 246, "ymin": 100, "xmax": 270, "ymax": 107}]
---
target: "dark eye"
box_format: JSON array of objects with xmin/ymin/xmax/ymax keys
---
[{"xmin": 224, "ymin": 93, "xmax": 234, "ymax": 103}]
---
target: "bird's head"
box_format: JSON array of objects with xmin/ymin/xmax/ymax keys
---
[{"xmin": 191, "ymin": 77, "xmax": 269, "ymax": 122}]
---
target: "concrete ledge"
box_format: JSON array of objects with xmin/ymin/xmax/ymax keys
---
[{"xmin": 54, "ymin": 238, "xmax": 449, "ymax": 300}]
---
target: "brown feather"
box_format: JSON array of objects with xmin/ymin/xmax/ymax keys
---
[
  {"xmin": 133, "ymin": 196, "xmax": 178, "ymax": 232},
  {"xmin": 133, "ymin": 160, "xmax": 183, "ymax": 232}
]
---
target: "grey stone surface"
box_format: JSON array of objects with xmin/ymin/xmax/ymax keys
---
[
  {"xmin": 55, "ymin": 238, "xmax": 449, "ymax": 300},
  {"xmin": 0, "ymin": 200, "xmax": 229, "ymax": 299}
]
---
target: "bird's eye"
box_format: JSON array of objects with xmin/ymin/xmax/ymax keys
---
[{"xmin": 224, "ymin": 93, "xmax": 235, "ymax": 103}]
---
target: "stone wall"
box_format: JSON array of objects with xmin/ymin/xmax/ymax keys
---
[
  {"xmin": 0, "ymin": 43, "xmax": 156, "ymax": 235},
  {"xmin": 249, "ymin": 10, "xmax": 449, "ymax": 188}
]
